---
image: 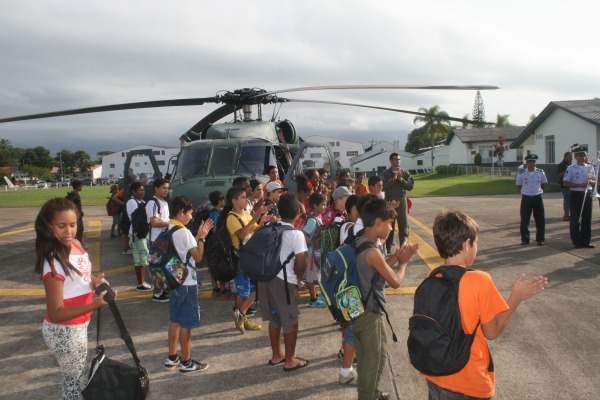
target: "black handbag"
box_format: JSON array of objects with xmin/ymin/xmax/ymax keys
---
[{"xmin": 82, "ymin": 285, "xmax": 149, "ymax": 399}]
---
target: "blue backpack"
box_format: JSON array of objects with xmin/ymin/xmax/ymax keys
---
[{"xmin": 147, "ymin": 226, "xmax": 191, "ymax": 289}]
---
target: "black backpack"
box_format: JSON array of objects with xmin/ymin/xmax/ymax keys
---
[
  {"xmin": 239, "ymin": 222, "xmax": 296, "ymax": 303},
  {"xmin": 187, "ymin": 203, "xmax": 215, "ymax": 236},
  {"xmin": 205, "ymin": 213, "xmax": 243, "ymax": 283},
  {"xmin": 130, "ymin": 198, "xmax": 159, "ymax": 240},
  {"xmin": 407, "ymin": 265, "xmax": 480, "ymax": 376},
  {"xmin": 147, "ymin": 226, "xmax": 190, "ymax": 290}
]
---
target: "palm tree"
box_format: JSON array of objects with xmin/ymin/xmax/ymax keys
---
[{"xmin": 413, "ymin": 106, "xmax": 451, "ymax": 169}]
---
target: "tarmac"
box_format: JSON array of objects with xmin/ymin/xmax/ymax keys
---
[{"xmin": 1, "ymin": 193, "xmax": 599, "ymax": 399}]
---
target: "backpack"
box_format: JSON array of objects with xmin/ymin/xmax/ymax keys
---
[
  {"xmin": 205, "ymin": 213, "xmax": 243, "ymax": 283},
  {"xmin": 66, "ymin": 191, "xmax": 77, "ymax": 202},
  {"xmin": 147, "ymin": 226, "xmax": 190, "ymax": 290},
  {"xmin": 407, "ymin": 265, "xmax": 480, "ymax": 376},
  {"xmin": 130, "ymin": 198, "xmax": 159, "ymax": 240},
  {"xmin": 319, "ymin": 241, "xmax": 377, "ymax": 323},
  {"xmin": 187, "ymin": 203, "xmax": 214, "ymax": 236},
  {"xmin": 311, "ymin": 218, "xmax": 342, "ymax": 269},
  {"xmin": 106, "ymin": 198, "xmax": 120, "ymax": 216},
  {"xmin": 239, "ymin": 223, "xmax": 296, "ymax": 303}
]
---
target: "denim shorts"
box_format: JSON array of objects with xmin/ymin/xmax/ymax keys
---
[
  {"xmin": 233, "ymin": 271, "xmax": 256, "ymax": 300},
  {"xmin": 169, "ymin": 285, "xmax": 200, "ymax": 329},
  {"xmin": 344, "ymin": 322, "xmax": 355, "ymax": 347}
]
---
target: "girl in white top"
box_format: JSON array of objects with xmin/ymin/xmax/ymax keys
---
[{"xmin": 35, "ymin": 198, "xmax": 111, "ymax": 400}]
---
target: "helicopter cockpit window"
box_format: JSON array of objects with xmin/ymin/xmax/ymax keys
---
[
  {"xmin": 209, "ymin": 146, "xmax": 236, "ymax": 175},
  {"xmin": 172, "ymin": 147, "xmax": 210, "ymax": 180},
  {"xmin": 294, "ymin": 144, "xmax": 333, "ymax": 178},
  {"xmin": 235, "ymin": 144, "xmax": 270, "ymax": 176}
]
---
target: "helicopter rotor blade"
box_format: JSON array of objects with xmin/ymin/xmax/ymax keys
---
[
  {"xmin": 284, "ymin": 98, "xmax": 494, "ymax": 125},
  {"xmin": 181, "ymin": 104, "xmax": 239, "ymax": 141},
  {"xmin": 255, "ymin": 85, "xmax": 500, "ymax": 99},
  {"xmin": 0, "ymin": 97, "xmax": 218, "ymax": 123}
]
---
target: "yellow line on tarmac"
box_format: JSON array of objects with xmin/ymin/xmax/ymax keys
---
[{"xmin": 0, "ymin": 226, "xmax": 34, "ymax": 236}]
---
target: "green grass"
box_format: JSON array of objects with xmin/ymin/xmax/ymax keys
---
[
  {"xmin": 0, "ymin": 173, "xmax": 561, "ymax": 208},
  {"xmin": 0, "ymin": 185, "xmax": 113, "ymax": 208},
  {"xmin": 410, "ymin": 173, "xmax": 560, "ymax": 197}
]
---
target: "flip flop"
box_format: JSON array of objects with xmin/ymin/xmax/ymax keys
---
[
  {"xmin": 283, "ymin": 358, "xmax": 309, "ymax": 372},
  {"xmin": 268, "ymin": 359, "xmax": 285, "ymax": 366}
]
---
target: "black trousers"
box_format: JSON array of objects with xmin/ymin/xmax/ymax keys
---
[
  {"xmin": 520, "ymin": 194, "xmax": 545, "ymax": 243},
  {"xmin": 569, "ymin": 191, "xmax": 593, "ymax": 247}
]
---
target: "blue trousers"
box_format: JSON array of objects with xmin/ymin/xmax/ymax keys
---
[{"xmin": 519, "ymin": 194, "xmax": 545, "ymax": 243}]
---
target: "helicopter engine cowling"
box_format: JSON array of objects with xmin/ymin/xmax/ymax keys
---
[{"xmin": 277, "ymin": 119, "xmax": 298, "ymax": 145}]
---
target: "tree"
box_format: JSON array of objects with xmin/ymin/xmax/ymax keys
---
[
  {"xmin": 495, "ymin": 114, "xmax": 513, "ymax": 127},
  {"xmin": 74, "ymin": 150, "xmax": 93, "ymax": 173},
  {"xmin": 0, "ymin": 138, "xmax": 16, "ymax": 166},
  {"xmin": 472, "ymin": 91, "xmax": 486, "ymax": 128},
  {"xmin": 413, "ymin": 106, "xmax": 451, "ymax": 168},
  {"xmin": 56, "ymin": 150, "xmax": 75, "ymax": 175},
  {"xmin": 22, "ymin": 147, "xmax": 54, "ymax": 169},
  {"xmin": 461, "ymin": 114, "xmax": 470, "ymax": 129},
  {"xmin": 404, "ymin": 126, "xmax": 428, "ymax": 152}
]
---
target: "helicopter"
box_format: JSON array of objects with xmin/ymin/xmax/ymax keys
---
[{"xmin": 0, "ymin": 85, "xmax": 498, "ymax": 206}]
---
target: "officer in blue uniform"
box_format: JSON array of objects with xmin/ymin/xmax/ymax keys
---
[
  {"xmin": 563, "ymin": 147, "xmax": 595, "ymax": 248},
  {"xmin": 516, "ymin": 154, "xmax": 548, "ymax": 245}
]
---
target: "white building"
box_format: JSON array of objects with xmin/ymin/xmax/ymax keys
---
[
  {"xmin": 510, "ymin": 99, "xmax": 600, "ymax": 164},
  {"xmin": 350, "ymin": 140, "xmax": 416, "ymax": 174},
  {"xmin": 101, "ymin": 145, "xmax": 179, "ymax": 180},
  {"xmin": 447, "ymin": 126, "xmax": 524, "ymax": 165},
  {"xmin": 303, "ymin": 135, "xmax": 364, "ymax": 169}
]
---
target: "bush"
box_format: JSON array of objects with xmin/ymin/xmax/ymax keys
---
[
  {"xmin": 473, "ymin": 153, "xmax": 482, "ymax": 166},
  {"xmin": 435, "ymin": 165, "xmax": 464, "ymax": 175}
]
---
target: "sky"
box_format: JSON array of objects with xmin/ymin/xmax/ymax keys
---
[{"xmin": 0, "ymin": 0, "xmax": 599, "ymax": 158}]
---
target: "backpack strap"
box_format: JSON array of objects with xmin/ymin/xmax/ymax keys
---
[{"xmin": 356, "ymin": 241, "xmax": 399, "ymax": 342}]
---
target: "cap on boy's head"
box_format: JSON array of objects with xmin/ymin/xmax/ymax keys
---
[
  {"xmin": 573, "ymin": 146, "xmax": 587, "ymax": 156},
  {"xmin": 524, "ymin": 154, "xmax": 538, "ymax": 162},
  {"xmin": 332, "ymin": 186, "xmax": 352, "ymax": 200},
  {"xmin": 110, "ymin": 184, "xmax": 117, "ymax": 191},
  {"xmin": 265, "ymin": 181, "xmax": 287, "ymax": 193}
]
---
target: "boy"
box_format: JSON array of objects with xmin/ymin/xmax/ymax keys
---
[
  {"xmin": 302, "ymin": 192, "xmax": 327, "ymax": 307},
  {"xmin": 368, "ymin": 176, "xmax": 384, "ymax": 199},
  {"xmin": 353, "ymin": 197, "xmax": 419, "ymax": 400},
  {"xmin": 164, "ymin": 195, "xmax": 213, "ymax": 373},
  {"xmin": 258, "ymin": 193, "xmax": 309, "ymax": 371},
  {"xmin": 264, "ymin": 181, "xmax": 287, "ymax": 221},
  {"xmin": 147, "ymin": 178, "xmax": 171, "ymax": 302},
  {"xmin": 331, "ymin": 186, "xmax": 352, "ymax": 224},
  {"xmin": 206, "ymin": 191, "xmax": 230, "ymax": 300},
  {"xmin": 354, "ymin": 172, "xmax": 369, "ymax": 195},
  {"xmin": 226, "ymin": 186, "xmax": 271, "ymax": 333},
  {"xmin": 126, "ymin": 181, "xmax": 153, "ymax": 292},
  {"xmin": 422, "ymin": 210, "xmax": 548, "ymax": 399}
]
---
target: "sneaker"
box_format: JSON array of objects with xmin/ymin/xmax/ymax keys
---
[
  {"xmin": 164, "ymin": 355, "xmax": 180, "ymax": 370},
  {"xmin": 122, "ymin": 248, "xmax": 132, "ymax": 255},
  {"xmin": 232, "ymin": 308, "xmax": 245, "ymax": 334},
  {"xmin": 179, "ymin": 359, "xmax": 209, "ymax": 373},
  {"xmin": 243, "ymin": 317, "xmax": 262, "ymax": 331},
  {"xmin": 136, "ymin": 282, "xmax": 153, "ymax": 292},
  {"xmin": 339, "ymin": 369, "xmax": 358, "ymax": 385},
  {"xmin": 309, "ymin": 297, "xmax": 326, "ymax": 308},
  {"xmin": 153, "ymin": 293, "xmax": 169, "ymax": 302},
  {"xmin": 246, "ymin": 307, "xmax": 257, "ymax": 317}
]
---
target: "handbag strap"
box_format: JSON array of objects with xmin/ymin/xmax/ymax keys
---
[{"xmin": 96, "ymin": 300, "xmax": 143, "ymax": 366}]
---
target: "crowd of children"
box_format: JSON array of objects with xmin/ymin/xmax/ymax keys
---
[{"xmin": 36, "ymin": 166, "xmax": 549, "ymax": 400}]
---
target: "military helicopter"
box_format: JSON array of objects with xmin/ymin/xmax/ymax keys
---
[{"xmin": 0, "ymin": 85, "xmax": 498, "ymax": 206}]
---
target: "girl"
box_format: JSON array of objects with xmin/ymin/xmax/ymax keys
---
[
  {"xmin": 249, "ymin": 179, "xmax": 264, "ymax": 210},
  {"xmin": 35, "ymin": 198, "xmax": 111, "ymax": 400}
]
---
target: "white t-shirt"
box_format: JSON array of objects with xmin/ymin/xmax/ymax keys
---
[
  {"xmin": 41, "ymin": 248, "xmax": 93, "ymax": 325},
  {"xmin": 146, "ymin": 197, "xmax": 170, "ymax": 242},
  {"xmin": 276, "ymin": 221, "xmax": 308, "ymax": 285},
  {"xmin": 169, "ymin": 223, "xmax": 198, "ymax": 286}
]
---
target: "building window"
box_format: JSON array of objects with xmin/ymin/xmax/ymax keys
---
[
  {"xmin": 121, "ymin": 152, "xmax": 125, "ymax": 157},
  {"xmin": 330, "ymin": 142, "xmax": 335, "ymax": 147},
  {"xmin": 109, "ymin": 163, "xmax": 115, "ymax": 168},
  {"xmin": 161, "ymin": 150, "xmax": 165, "ymax": 155},
  {"xmin": 154, "ymin": 150, "xmax": 160, "ymax": 156},
  {"xmin": 333, "ymin": 152, "xmax": 340, "ymax": 158},
  {"xmin": 516, "ymin": 148, "xmax": 523, "ymax": 162},
  {"xmin": 545, "ymin": 135, "xmax": 555, "ymax": 164},
  {"xmin": 417, "ymin": 160, "xmax": 423, "ymax": 166},
  {"xmin": 336, "ymin": 141, "xmax": 340, "ymax": 146},
  {"xmin": 135, "ymin": 163, "xmax": 140, "ymax": 167},
  {"xmin": 157, "ymin": 160, "xmax": 165, "ymax": 166},
  {"xmin": 310, "ymin": 153, "xmax": 322, "ymax": 158},
  {"xmin": 347, "ymin": 151, "xmax": 359, "ymax": 157}
]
